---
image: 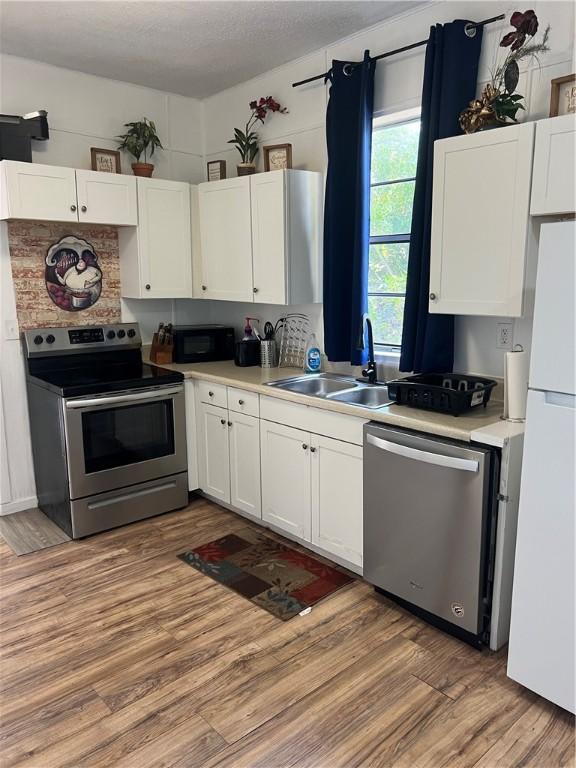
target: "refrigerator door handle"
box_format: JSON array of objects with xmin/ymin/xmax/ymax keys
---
[{"xmin": 366, "ymin": 434, "xmax": 479, "ymax": 473}]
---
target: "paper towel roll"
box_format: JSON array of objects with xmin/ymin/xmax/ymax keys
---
[{"xmin": 504, "ymin": 348, "xmax": 529, "ymax": 421}]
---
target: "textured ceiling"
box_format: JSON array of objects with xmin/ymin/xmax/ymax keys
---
[{"xmin": 0, "ymin": 0, "xmax": 426, "ymax": 98}]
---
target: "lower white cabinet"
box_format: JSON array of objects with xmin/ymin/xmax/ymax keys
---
[
  {"xmin": 311, "ymin": 435, "xmax": 363, "ymax": 568},
  {"xmin": 229, "ymin": 411, "xmax": 261, "ymax": 519},
  {"xmin": 198, "ymin": 403, "xmax": 230, "ymax": 503},
  {"xmin": 197, "ymin": 399, "xmax": 261, "ymax": 519},
  {"xmin": 260, "ymin": 420, "xmax": 312, "ymax": 540}
]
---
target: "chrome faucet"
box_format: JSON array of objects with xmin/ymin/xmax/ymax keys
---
[{"xmin": 357, "ymin": 313, "xmax": 378, "ymax": 385}]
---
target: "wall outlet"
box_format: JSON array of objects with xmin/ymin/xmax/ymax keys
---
[{"xmin": 497, "ymin": 322, "xmax": 514, "ymax": 350}]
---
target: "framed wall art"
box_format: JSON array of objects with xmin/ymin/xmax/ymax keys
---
[
  {"xmin": 207, "ymin": 160, "xmax": 226, "ymax": 181},
  {"xmin": 263, "ymin": 143, "xmax": 293, "ymax": 172},
  {"xmin": 549, "ymin": 74, "xmax": 576, "ymax": 117},
  {"xmin": 91, "ymin": 147, "xmax": 121, "ymax": 174}
]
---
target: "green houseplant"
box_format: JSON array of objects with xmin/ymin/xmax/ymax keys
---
[
  {"xmin": 117, "ymin": 118, "xmax": 163, "ymax": 177},
  {"xmin": 229, "ymin": 97, "xmax": 287, "ymax": 175}
]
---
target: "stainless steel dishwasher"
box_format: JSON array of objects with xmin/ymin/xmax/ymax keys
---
[{"xmin": 363, "ymin": 423, "xmax": 498, "ymax": 647}]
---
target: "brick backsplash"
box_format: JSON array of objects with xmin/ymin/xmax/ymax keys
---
[{"xmin": 8, "ymin": 220, "xmax": 122, "ymax": 331}]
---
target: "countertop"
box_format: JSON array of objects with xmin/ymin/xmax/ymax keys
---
[{"xmin": 145, "ymin": 352, "xmax": 524, "ymax": 447}]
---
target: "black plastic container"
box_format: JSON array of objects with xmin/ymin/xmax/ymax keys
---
[
  {"xmin": 234, "ymin": 340, "xmax": 260, "ymax": 367},
  {"xmin": 386, "ymin": 373, "xmax": 497, "ymax": 416}
]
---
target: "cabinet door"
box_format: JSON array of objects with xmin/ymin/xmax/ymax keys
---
[
  {"xmin": 198, "ymin": 177, "xmax": 253, "ymax": 301},
  {"xmin": 137, "ymin": 178, "xmax": 192, "ymax": 298},
  {"xmin": 251, "ymin": 171, "xmax": 286, "ymax": 303},
  {"xmin": 311, "ymin": 435, "xmax": 363, "ymax": 567},
  {"xmin": 430, "ymin": 122, "xmax": 534, "ymax": 317},
  {"xmin": 75, "ymin": 170, "xmax": 137, "ymax": 225},
  {"xmin": 229, "ymin": 412, "xmax": 261, "ymax": 520},
  {"xmin": 260, "ymin": 420, "xmax": 311, "ymax": 540},
  {"xmin": 197, "ymin": 403, "xmax": 230, "ymax": 503},
  {"xmin": 2, "ymin": 161, "xmax": 78, "ymax": 221},
  {"xmin": 184, "ymin": 381, "xmax": 199, "ymax": 491},
  {"xmin": 530, "ymin": 114, "xmax": 576, "ymax": 216}
]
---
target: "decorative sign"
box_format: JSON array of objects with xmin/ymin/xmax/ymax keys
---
[
  {"xmin": 207, "ymin": 160, "xmax": 226, "ymax": 181},
  {"xmin": 91, "ymin": 147, "xmax": 121, "ymax": 173},
  {"xmin": 45, "ymin": 236, "xmax": 103, "ymax": 311},
  {"xmin": 263, "ymin": 143, "xmax": 293, "ymax": 172}
]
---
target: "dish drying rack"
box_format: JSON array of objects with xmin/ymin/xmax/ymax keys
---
[{"xmin": 277, "ymin": 313, "xmax": 311, "ymax": 368}]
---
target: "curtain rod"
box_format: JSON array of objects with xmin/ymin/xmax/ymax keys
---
[{"xmin": 291, "ymin": 13, "xmax": 505, "ymax": 88}]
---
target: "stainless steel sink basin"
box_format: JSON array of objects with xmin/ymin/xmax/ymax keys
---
[
  {"xmin": 266, "ymin": 373, "xmax": 391, "ymax": 409},
  {"xmin": 327, "ymin": 386, "xmax": 392, "ymax": 409},
  {"xmin": 266, "ymin": 374, "xmax": 358, "ymax": 397}
]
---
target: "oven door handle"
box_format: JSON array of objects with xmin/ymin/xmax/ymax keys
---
[{"xmin": 65, "ymin": 386, "xmax": 183, "ymax": 409}]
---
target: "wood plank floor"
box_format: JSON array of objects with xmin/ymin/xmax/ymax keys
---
[{"xmin": 0, "ymin": 497, "xmax": 573, "ymax": 768}]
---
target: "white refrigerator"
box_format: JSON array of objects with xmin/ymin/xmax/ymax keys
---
[{"xmin": 507, "ymin": 220, "xmax": 575, "ymax": 713}]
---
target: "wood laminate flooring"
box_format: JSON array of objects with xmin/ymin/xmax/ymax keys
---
[
  {"xmin": 0, "ymin": 498, "xmax": 573, "ymax": 768},
  {"xmin": 0, "ymin": 508, "xmax": 70, "ymax": 556}
]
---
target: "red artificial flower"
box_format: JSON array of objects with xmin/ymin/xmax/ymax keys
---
[{"xmin": 511, "ymin": 9, "xmax": 538, "ymax": 35}]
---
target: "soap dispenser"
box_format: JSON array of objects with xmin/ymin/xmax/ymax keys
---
[{"xmin": 304, "ymin": 333, "xmax": 322, "ymax": 373}]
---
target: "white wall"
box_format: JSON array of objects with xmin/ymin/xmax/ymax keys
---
[{"xmin": 200, "ymin": 0, "xmax": 575, "ymax": 377}]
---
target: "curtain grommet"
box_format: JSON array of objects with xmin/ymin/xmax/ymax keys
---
[
  {"xmin": 464, "ymin": 22, "xmax": 477, "ymax": 38},
  {"xmin": 343, "ymin": 63, "xmax": 354, "ymax": 77}
]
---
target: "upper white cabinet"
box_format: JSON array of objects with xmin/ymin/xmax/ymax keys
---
[
  {"xmin": 198, "ymin": 176, "xmax": 254, "ymax": 302},
  {"xmin": 119, "ymin": 177, "xmax": 193, "ymax": 298},
  {"xmin": 197, "ymin": 170, "xmax": 322, "ymax": 305},
  {"xmin": 430, "ymin": 122, "xmax": 535, "ymax": 317},
  {"xmin": 75, "ymin": 170, "xmax": 137, "ymax": 225},
  {"xmin": 0, "ymin": 161, "xmax": 137, "ymax": 226},
  {"xmin": 0, "ymin": 161, "xmax": 78, "ymax": 222},
  {"xmin": 530, "ymin": 114, "xmax": 576, "ymax": 216}
]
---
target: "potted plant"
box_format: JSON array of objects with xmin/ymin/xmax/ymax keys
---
[
  {"xmin": 117, "ymin": 118, "xmax": 163, "ymax": 177},
  {"xmin": 228, "ymin": 97, "xmax": 287, "ymax": 176},
  {"xmin": 460, "ymin": 10, "xmax": 550, "ymax": 133}
]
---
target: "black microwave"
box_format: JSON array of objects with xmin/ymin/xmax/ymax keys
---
[{"xmin": 172, "ymin": 325, "xmax": 235, "ymax": 363}]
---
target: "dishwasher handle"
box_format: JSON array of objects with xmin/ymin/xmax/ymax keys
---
[{"xmin": 366, "ymin": 433, "xmax": 479, "ymax": 473}]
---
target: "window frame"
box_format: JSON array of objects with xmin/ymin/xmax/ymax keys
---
[{"xmin": 369, "ymin": 107, "xmax": 421, "ymax": 352}]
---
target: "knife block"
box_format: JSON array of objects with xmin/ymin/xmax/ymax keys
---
[{"xmin": 150, "ymin": 333, "xmax": 174, "ymax": 365}]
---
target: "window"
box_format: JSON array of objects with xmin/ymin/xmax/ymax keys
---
[{"xmin": 369, "ymin": 112, "xmax": 420, "ymax": 349}]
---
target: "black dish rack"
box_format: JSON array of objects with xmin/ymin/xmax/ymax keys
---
[{"xmin": 386, "ymin": 373, "xmax": 497, "ymax": 416}]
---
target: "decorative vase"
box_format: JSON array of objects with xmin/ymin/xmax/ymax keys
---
[
  {"xmin": 131, "ymin": 162, "xmax": 155, "ymax": 178},
  {"xmin": 237, "ymin": 163, "xmax": 256, "ymax": 176}
]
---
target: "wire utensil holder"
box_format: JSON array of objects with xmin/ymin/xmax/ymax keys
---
[{"xmin": 277, "ymin": 313, "xmax": 311, "ymax": 368}]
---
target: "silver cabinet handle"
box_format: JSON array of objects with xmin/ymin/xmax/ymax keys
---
[
  {"xmin": 238, "ymin": 399, "xmax": 244, "ymax": 405},
  {"xmin": 310, "ymin": 447, "xmax": 317, "ymax": 453},
  {"xmin": 302, "ymin": 443, "xmax": 308, "ymax": 450},
  {"xmin": 145, "ymin": 284, "xmax": 151, "ymax": 290},
  {"xmin": 253, "ymin": 287, "xmax": 259, "ymax": 294},
  {"xmin": 81, "ymin": 205, "xmax": 87, "ymax": 212},
  {"xmin": 366, "ymin": 434, "xmax": 478, "ymax": 472},
  {"xmin": 220, "ymin": 418, "xmax": 226, "ymax": 425},
  {"xmin": 429, "ymin": 292, "xmax": 437, "ymax": 301},
  {"xmin": 208, "ymin": 391, "xmax": 214, "ymax": 397},
  {"xmin": 228, "ymin": 421, "xmax": 232, "ymax": 427},
  {"xmin": 70, "ymin": 204, "xmax": 77, "ymax": 211}
]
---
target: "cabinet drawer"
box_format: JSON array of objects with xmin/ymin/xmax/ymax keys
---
[
  {"xmin": 198, "ymin": 380, "xmax": 227, "ymax": 408},
  {"xmin": 228, "ymin": 387, "xmax": 259, "ymax": 417}
]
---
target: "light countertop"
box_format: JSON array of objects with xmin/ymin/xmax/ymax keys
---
[{"xmin": 145, "ymin": 352, "xmax": 524, "ymax": 447}]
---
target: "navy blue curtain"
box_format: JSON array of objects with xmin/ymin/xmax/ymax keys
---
[
  {"xmin": 400, "ymin": 21, "xmax": 483, "ymax": 373},
  {"xmin": 323, "ymin": 51, "xmax": 376, "ymax": 365}
]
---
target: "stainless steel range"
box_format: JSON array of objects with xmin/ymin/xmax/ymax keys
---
[{"xmin": 23, "ymin": 323, "xmax": 188, "ymax": 538}]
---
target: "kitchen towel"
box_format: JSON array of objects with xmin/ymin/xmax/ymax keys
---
[{"xmin": 504, "ymin": 346, "xmax": 529, "ymax": 420}]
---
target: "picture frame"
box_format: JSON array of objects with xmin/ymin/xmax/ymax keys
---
[
  {"xmin": 207, "ymin": 160, "xmax": 226, "ymax": 181},
  {"xmin": 90, "ymin": 148, "xmax": 121, "ymax": 174},
  {"xmin": 263, "ymin": 143, "xmax": 293, "ymax": 172},
  {"xmin": 549, "ymin": 74, "xmax": 576, "ymax": 117}
]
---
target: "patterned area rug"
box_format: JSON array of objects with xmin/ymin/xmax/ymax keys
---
[{"xmin": 178, "ymin": 528, "xmax": 355, "ymax": 620}]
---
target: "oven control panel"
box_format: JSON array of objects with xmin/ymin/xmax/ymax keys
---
[{"xmin": 23, "ymin": 323, "xmax": 141, "ymax": 356}]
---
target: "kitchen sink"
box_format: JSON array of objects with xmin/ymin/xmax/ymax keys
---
[
  {"xmin": 267, "ymin": 374, "xmax": 358, "ymax": 397},
  {"xmin": 266, "ymin": 374, "xmax": 391, "ymax": 409},
  {"xmin": 328, "ymin": 386, "xmax": 392, "ymax": 409}
]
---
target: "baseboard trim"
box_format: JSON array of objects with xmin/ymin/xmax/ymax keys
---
[{"xmin": 0, "ymin": 496, "xmax": 38, "ymax": 516}]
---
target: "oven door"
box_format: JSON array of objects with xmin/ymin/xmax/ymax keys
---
[{"xmin": 63, "ymin": 385, "xmax": 187, "ymax": 499}]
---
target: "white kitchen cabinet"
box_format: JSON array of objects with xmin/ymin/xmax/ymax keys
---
[
  {"xmin": 430, "ymin": 122, "xmax": 535, "ymax": 317},
  {"xmin": 197, "ymin": 176, "xmax": 253, "ymax": 301},
  {"xmin": 530, "ymin": 114, "xmax": 576, "ymax": 216},
  {"xmin": 197, "ymin": 170, "xmax": 322, "ymax": 305},
  {"xmin": 75, "ymin": 170, "xmax": 137, "ymax": 226},
  {"xmin": 311, "ymin": 435, "xmax": 363, "ymax": 568},
  {"xmin": 184, "ymin": 380, "xmax": 199, "ymax": 491},
  {"xmin": 229, "ymin": 412, "xmax": 261, "ymax": 519},
  {"xmin": 0, "ymin": 160, "xmax": 78, "ymax": 221},
  {"xmin": 119, "ymin": 177, "xmax": 193, "ymax": 298},
  {"xmin": 260, "ymin": 420, "xmax": 312, "ymax": 540},
  {"xmin": 251, "ymin": 170, "xmax": 322, "ymax": 304},
  {"xmin": 197, "ymin": 403, "xmax": 230, "ymax": 503}
]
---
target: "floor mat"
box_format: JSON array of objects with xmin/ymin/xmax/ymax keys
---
[
  {"xmin": 0, "ymin": 508, "xmax": 70, "ymax": 556},
  {"xmin": 178, "ymin": 527, "xmax": 355, "ymax": 620}
]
